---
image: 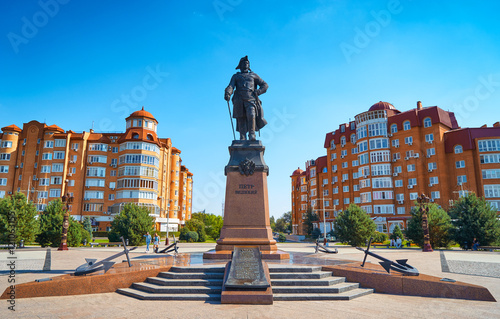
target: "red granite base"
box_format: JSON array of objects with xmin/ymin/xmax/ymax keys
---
[
  {"xmin": 203, "ymin": 249, "xmax": 290, "ymax": 260},
  {"xmin": 323, "ymin": 262, "xmax": 496, "ymax": 302}
]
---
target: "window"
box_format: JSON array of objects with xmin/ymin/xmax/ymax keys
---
[
  {"xmin": 54, "ymin": 139, "xmax": 66, "ymax": 147},
  {"xmin": 478, "ymin": 139, "xmax": 500, "ymax": 152},
  {"xmin": 344, "ymin": 198, "xmax": 350, "ymax": 204},
  {"xmin": 0, "ymin": 178, "xmax": 7, "ymax": 186},
  {"xmin": 397, "ymin": 207, "xmax": 405, "ymax": 215},
  {"xmin": 350, "ymin": 134, "xmax": 356, "ymax": 144},
  {"xmin": 456, "ymin": 160, "xmax": 465, "ymax": 168},
  {"xmin": 330, "ymin": 140, "xmax": 336, "ymax": 150},
  {"xmin": 396, "ymin": 194, "xmax": 404, "ymax": 201},
  {"xmin": 359, "ymin": 166, "xmax": 370, "ymax": 177},
  {"xmin": 1, "ymin": 141, "xmax": 12, "ymax": 148},
  {"xmin": 360, "ymin": 192, "xmax": 371, "ymax": 203},
  {"xmin": 49, "ymin": 189, "xmax": 61, "ymax": 197},
  {"xmin": 395, "ymin": 180, "xmax": 403, "ymax": 187},
  {"xmin": 359, "ymin": 179, "xmax": 370, "ymax": 188},
  {"xmin": 41, "ymin": 165, "xmax": 51, "ymax": 173},
  {"xmin": 331, "ymin": 153, "xmax": 337, "ymax": 160},
  {"xmin": 484, "ymin": 185, "xmax": 500, "ymax": 198},
  {"xmin": 342, "ymin": 173, "xmax": 349, "ymax": 181},
  {"xmin": 428, "ymin": 162, "xmax": 437, "ymax": 171},
  {"xmin": 425, "ymin": 134, "xmax": 434, "ymax": 143},
  {"xmin": 352, "ymin": 160, "xmax": 359, "ymax": 167},
  {"xmin": 482, "ymin": 169, "xmax": 500, "ymax": 179},
  {"xmin": 89, "ymin": 143, "xmax": 108, "ymax": 151},
  {"xmin": 429, "ymin": 176, "xmax": 439, "ymax": 185},
  {"xmin": 342, "ymin": 162, "xmax": 348, "ymax": 168},
  {"xmin": 373, "ymin": 191, "xmax": 393, "ymax": 200},
  {"xmin": 301, "ymin": 195, "xmax": 307, "ymax": 201},
  {"xmin": 351, "ymin": 147, "xmax": 357, "ymax": 155},
  {"xmin": 38, "ymin": 191, "xmax": 48, "ymax": 199},
  {"xmin": 323, "ymin": 189, "xmax": 329, "ymax": 196},
  {"xmin": 454, "ymin": 145, "xmax": 463, "ymax": 154},
  {"xmin": 431, "ymin": 191, "xmax": 440, "ymax": 199},
  {"xmin": 0, "ymin": 153, "xmax": 11, "ymax": 161},
  {"xmin": 370, "ymin": 151, "xmax": 390, "ymax": 163},
  {"xmin": 353, "ymin": 184, "xmax": 359, "ymax": 191},
  {"xmin": 374, "ymin": 205, "xmax": 394, "ymax": 214},
  {"xmin": 368, "ymin": 122, "xmax": 387, "ymax": 137},
  {"xmin": 71, "ymin": 143, "xmax": 79, "ymax": 151},
  {"xmin": 52, "ymin": 164, "xmax": 63, "ymax": 172},
  {"xmin": 351, "ymin": 122, "xmax": 356, "ymax": 130},
  {"xmin": 301, "ymin": 185, "xmax": 307, "ymax": 192},
  {"xmin": 87, "ymin": 167, "xmax": 106, "ymax": 177},
  {"xmin": 50, "ymin": 176, "xmax": 62, "ymax": 185},
  {"xmin": 369, "ymin": 138, "xmax": 389, "ymax": 150},
  {"xmin": 393, "ymin": 153, "xmax": 400, "ymax": 161},
  {"xmin": 372, "ymin": 177, "xmax": 392, "ymax": 188},
  {"xmin": 112, "ymin": 147, "xmax": 118, "ymax": 153},
  {"xmin": 394, "ymin": 166, "xmax": 402, "ymax": 173},
  {"xmin": 322, "ymin": 167, "xmax": 327, "ymax": 173},
  {"xmin": 310, "ymin": 168, "xmax": 316, "ymax": 178},
  {"xmin": 392, "ymin": 139, "xmax": 399, "ymax": 147},
  {"xmin": 427, "ymin": 148, "xmax": 435, "ymax": 157},
  {"xmin": 408, "ymin": 178, "xmax": 417, "ymax": 186},
  {"xmin": 39, "ymin": 178, "xmax": 50, "ymax": 186},
  {"xmin": 457, "ymin": 175, "xmax": 467, "ymax": 184},
  {"xmin": 85, "ymin": 179, "xmax": 105, "ymax": 187},
  {"xmin": 88, "ymin": 155, "xmax": 107, "ymax": 164},
  {"xmin": 390, "ymin": 124, "xmax": 397, "ymax": 134},
  {"xmin": 53, "ymin": 151, "xmax": 65, "ymax": 160},
  {"xmin": 340, "ymin": 136, "xmax": 346, "ymax": 146},
  {"xmin": 480, "ymin": 154, "xmax": 500, "ymax": 164},
  {"xmin": 343, "ymin": 186, "xmax": 349, "ymax": 192},
  {"xmin": 341, "ymin": 150, "xmax": 347, "ymax": 157},
  {"xmin": 371, "ymin": 164, "xmax": 391, "ymax": 176},
  {"xmin": 403, "ymin": 121, "xmax": 411, "ymax": 131},
  {"xmin": 332, "ymin": 187, "xmax": 339, "ymax": 194},
  {"xmin": 44, "ymin": 141, "xmax": 54, "ymax": 148},
  {"xmin": 340, "ymin": 125, "xmax": 345, "ymax": 133},
  {"xmin": 405, "ymin": 136, "xmax": 413, "ymax": 145},
  {"xmin": 410, "ymin": 192, "xmax": 418, "ymax": 200},
  {"xmin": 423, "ymin": 118, "xmax": 432, "ymax": 128},
  {"xmin": 358, "ymin": 141, "xmax": 368, "ymax": 153},
  {"xmin": 84, "ymin": 191, "xmax": 105, "ymax": 199},
  {"xmin": 357, "ymin": 126, "xmax": 367, "ymax": 140},
  {"xmin": 310, "ymin": 179, "xmax": 316, "ymax": 186},
  {"xmin": 358, "ymin": 153, "xmax": 369, "ymax": 165}
]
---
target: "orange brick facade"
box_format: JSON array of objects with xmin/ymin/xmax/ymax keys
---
[
  {"xmin": 291, "ymin": 101, "xmax": 500, "ymax": 235},
  {"xmin": 0, "ymin": 108, "xmax": 193, "ymax": 232}
]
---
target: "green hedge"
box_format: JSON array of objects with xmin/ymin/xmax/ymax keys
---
[{"xmin": 92, "ymin": 231, "xmax": 109, "ymax": 238}]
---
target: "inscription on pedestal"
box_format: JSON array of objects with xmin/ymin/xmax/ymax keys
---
[
  {"xmin": 235, "ymin": 184, "xmax": 257, "ymax": 195},
  {"xmin": 224, "ymin": 246, "xmax": 269, "ymax": 288}
]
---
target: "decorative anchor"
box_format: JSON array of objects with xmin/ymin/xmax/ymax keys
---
[
  {"xmin": 315, "ymin": 242, "xmax": 338, "ymax": 254},
  {"xmin": 158, "ymin": 235, "xmax": 178, "ymax": 254},
  {"xmin": 74, "ymin": 236, "xmax": 136, "ymax": 276},
  {"xmin": 356, "ymin": 237, "xmax": 419, "ymax": 276}
]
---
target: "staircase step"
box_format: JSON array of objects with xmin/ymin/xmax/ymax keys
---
[
  {"xmin": 273, "ymin": 288, "xmax": 374, "ymax": 301},
  {"xmin": 272, "ymin": 282, "xmax": 359, "ymax": 294},
  {"xmin": 170, "ymin": 266, "xmax": 225, "ymax": 273},
  {"xmin": 271, "ymin": 277, "xmax": 345, "ymax": 286},
  {"xmin": 132, "ymin": 282, "xmax": 222, "ymax": 294},
  {"xmin": 268, "ymin": 266, "xmax": 322, "ymax": 273},
  {"xmin": 158, "ymin": 272, "xmax": 225, "ymax": 280},
  {"xmin": 147, "ymin": 277, "xmax": 223, "ymax": 286},
  {"xmin": 117, "ymin": 288, "xmax": 221, "ymax": 301},
  {"xmin": 270, "ymin": 271, "xmax": 332, "ymax": 279}
]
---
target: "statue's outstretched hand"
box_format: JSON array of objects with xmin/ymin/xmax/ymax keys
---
[{"xmin": 224, "ymin": 93, "xmax": 231, "ymax": 101}]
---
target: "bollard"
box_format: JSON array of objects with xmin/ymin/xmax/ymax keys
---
[{"xmin": 19, "ymin": 239, "xmax": 24, "ymax": 248}]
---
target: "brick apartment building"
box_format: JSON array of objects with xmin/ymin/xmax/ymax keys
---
[
  {"xmin": 0, "ymin": 107, "xmax": 193, "ymax": 232},
  {"xmin": 291, "ymin": 101, "xmax": 500, "ymax": 235}
]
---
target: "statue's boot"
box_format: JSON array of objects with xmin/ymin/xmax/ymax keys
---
[
  {"xmin": 239, "ymin": 132, "xmax": 247, "ymax": 140},
  {"xmin": 248, "ymin": 110, "xmax": 256, "ymax": 141}
]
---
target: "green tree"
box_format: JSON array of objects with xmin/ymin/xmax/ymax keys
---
[
  {"xmin": 191, "ymin": 211, "xmax": 223, "ymax": 240},
  {"xmin": 67, "ymin": 218, "xmax": 90, "ymax": 247},
  {"xmin": 278, "ymin": 233, "xmax": 287, "ymax": 242},
  {"xmin": 184, "ymin": 218, "xmax": 207, "ymax": 242},
  {"xmin": 108, "ymin": 203, "xmax": 155, "ymax": 246},
  {"xmin": 274, "ymin": 211, "xmax": 291, "ymax": 233},
  {"xmin": 270, "ymin": 216, "xmax": 276, "ymax": 231},
  {"xmin": 333, "ymin": 204, "xmax": 376, "ymax": 247},
  {"xmin": 0, "ymin": 192, "xmax": 39, "ymax": 245},
  {"xmin": 449, "ymin": 193, "xmax": 500, "ymax": 248},
  {"xmin": 405, "ymin": 202, "xmax": 453, "ymax": 248},
  {"xmin": 37, "ymin": 199, "xmax": 65, "ymax": 247},
  {"xmin": 83, "ymin": 217, "xmax": 93, "ymax": 239},
  {"xmin": 390, "ymin": 225, "xmax": 404, "ymax": 240},
  {"xmin": 303, "ymin": 207, "xmax": 318, "ymax": 236},
  {"xmin": 186, "ymin": 231, "xmax": 199, "ymax": 242},
  {"xmin": 372, "ymin": 231, "xmax": 389, "ymax": 243}
]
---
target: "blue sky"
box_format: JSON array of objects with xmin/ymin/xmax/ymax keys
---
[{"xmin": 1, "ymin": 0, "xmax": 500, "ymax": 219}]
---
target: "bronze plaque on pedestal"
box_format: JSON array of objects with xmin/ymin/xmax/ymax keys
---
[{"xmin": 224, "ymin": 246, "xmax": 270, "ymax": 288}]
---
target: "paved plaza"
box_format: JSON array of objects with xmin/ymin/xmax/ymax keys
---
[{"xmin": 1, "ymin": 243, "xmax": 500, "ymax": 319}]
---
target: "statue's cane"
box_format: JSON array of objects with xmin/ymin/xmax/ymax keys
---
[{"xmin": 227, "ymin": 100, "xmax": 236, "ymax": 140}]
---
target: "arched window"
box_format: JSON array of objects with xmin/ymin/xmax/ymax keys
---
[
  {"xmin": 147, "ymin": 134, "xmax": 154, "ymax": 141},
  {"xmin": 454, "ymin": 145, "xmax": 463, "ymax": 154},
  {"xmin": 350, "ymin": 134, "xmax": 356, "ymax": 144},
  {"xmin": 391, "ymin": 124, "xmax": 397, "ymax": 134},
  {"xmin": 322, "ymin": 167, "xmax": 327, "ymax": 173},
  {"xmin": 132, "ymin": 133, "xmax": 139, "ymax": 139},
  {"xmin": 330, "ymin": 140, "xmax": 336, "ymax": 150},
  {"xmin": 403, "ymin": 121, "xmax": 411, "ymax": 131},
  {"xmin": 424, "ymin": 118, "xmax": 432, "ymax": 128},
  {"xmin": 341, "ymin": 136, "xmax": 346, "ymax": 146}
]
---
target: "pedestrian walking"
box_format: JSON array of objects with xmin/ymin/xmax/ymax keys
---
[{"xmin": 144, "ymin": 232, "xmax": 152, "ymax": 252}]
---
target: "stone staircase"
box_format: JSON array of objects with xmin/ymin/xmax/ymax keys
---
[{"xmin": 117, "ymin": 264, "xmax": 373, "ymax": 301}]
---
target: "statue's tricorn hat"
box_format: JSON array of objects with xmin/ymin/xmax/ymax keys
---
[{"xmin": 235, "ymin": 56, "xmax": 249, "ymax": 70}]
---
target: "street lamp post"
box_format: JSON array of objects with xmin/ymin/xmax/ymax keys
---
[
  {"xmin": 58, "ymin": 193, "xmax": 73, "ymax": 251},
  {"xmin": 165, "ymin": 209, "xmax": 170, "ymax": 246},
  {"xmin": 417, "ymin": 193, "xmax": 433, "ymax": 252}
]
